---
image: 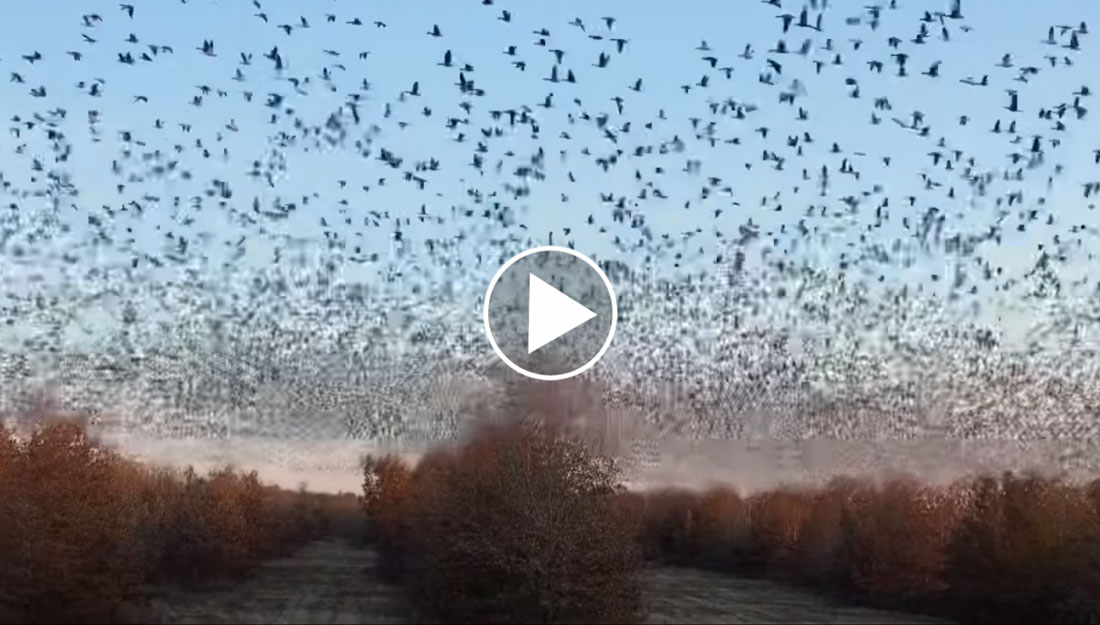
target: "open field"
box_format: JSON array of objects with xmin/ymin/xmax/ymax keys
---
[
  {"xmin": 141, "ymin": 540, "xmax": 410, "ymax": 625},
  {"xmin": 642, "ymin": 566, "xmax": 948, "ymax": 625},
  {"xmin": 138, "ymin": 539, "xmax": 946, "ymax": 625}
]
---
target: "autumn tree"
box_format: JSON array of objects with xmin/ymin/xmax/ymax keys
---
[{"xmin": 365, "ymin": 420, "xmax": 642, "ymax": 624}]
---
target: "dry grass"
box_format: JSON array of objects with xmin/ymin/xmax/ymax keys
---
[
  {"xmin": 632, "ymin": 473, "xmax": 1100, "ymax": 624},
  {"xmin": 362, "ymin": 420, "xmax": 643, "ymax": 624},
  {"xmin": 0, "ymin": 417, "xmax": 359, "ymax": 624}
]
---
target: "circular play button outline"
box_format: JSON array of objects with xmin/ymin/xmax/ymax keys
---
[{"xmin": 483, "ymin": 245, "xmax": 618, "ymax": 381}]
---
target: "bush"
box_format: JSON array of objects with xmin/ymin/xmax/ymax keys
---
[
  {"xmin": 361, "ymin": 454, "xmax": 414, "ymax": 581},
  {"xmin": 692, "ymin": 487, "xmax": 747, "ymax": 571},
  {"xmin": 744, "ymin": 488, "xmax": 815, "ymax": 575},
  {"xmin": 837, "ymin": 479, "xmax": 959, "ymax": 603},
  {"xmin": 0, "ymin": 422, "xmax": 150, "ymax": 622},
  {"xmin": 0, "ymin": 417, "xmax": 341, "ymax": 623},
  {"xmin": 363, "ymin": 420, "xmax": 642, "ymax": 624},
  {"xmin": 633, "ymin": 472, "xmax": 1100, "ymax": 624},
  {"xmin": 788, "ymin": 478, "xmax": 861, "ymax": 589},
  {"xmin": 631, "ymin": 488, "xmax": 701, "ymax": 564},
  {"xmin": 945, "ymin": 473, "xmax": 1100, "ymax": 623}
]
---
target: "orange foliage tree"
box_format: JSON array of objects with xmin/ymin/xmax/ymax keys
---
[
  {"xmin": 632, "ymin": 471, "xmax": 1100, "ymax": 624},
  {"xmin": 0, "ymin": 418, "xmax": 343, "ymax": 623}
]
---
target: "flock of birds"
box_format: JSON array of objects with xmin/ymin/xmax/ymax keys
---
[{"xmin": 1, "ymin": 0, "xmax": 1099, "ymax": 461}]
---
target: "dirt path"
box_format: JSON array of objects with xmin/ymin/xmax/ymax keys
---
[
  {"xmin": 145, "ymin": 539, "xmax": 411, "ymax": 624},
  {"xmin": 643, "ymin": 566, "xmax": 950, "ymax": 625},
  {"xmin": 144, "ymin": 539, "xmax": 948, "ymax": 624}
]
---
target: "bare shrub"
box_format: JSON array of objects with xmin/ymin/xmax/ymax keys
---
[{"xmin": 363, "ymin": 420, "xmax": 642, "ymax": 624}]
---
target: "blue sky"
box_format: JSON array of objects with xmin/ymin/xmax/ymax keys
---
[{"xmin": 2, "ymin": 0, "xmax": 1100, "ymax": 351}]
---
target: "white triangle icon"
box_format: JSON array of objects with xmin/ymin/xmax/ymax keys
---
[{"xmin": 528, "ymin": 273, "xmax": 598, "ymax": 354}]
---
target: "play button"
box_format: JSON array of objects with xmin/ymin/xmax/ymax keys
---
[
  {"xmin": 484, "ymin": 246, "xmax": 617, "ymax": 381},
  {"xmin": 527, "ymin": 274, "xmax": 597, "ymax": 353}
]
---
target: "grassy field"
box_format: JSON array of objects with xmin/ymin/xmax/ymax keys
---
[
  {"xmin": 139, "ymin": 539, "xmax": 409, "ymax": 625},
  {"xmin": 136, "ymin": 538, "xmax": 948, "ymax": 625},
  {"xmin": 641, "ymin": 565, "xmax": 948, "ymax": 625}
]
